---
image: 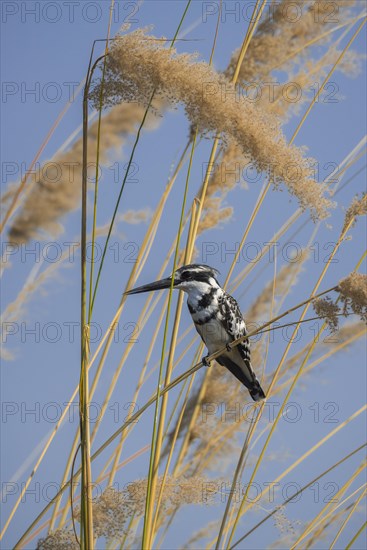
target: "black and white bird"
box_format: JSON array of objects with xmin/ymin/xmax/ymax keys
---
[{"xmin": 125, "ymin": 264, "xmax": 266, "ymax": 401}]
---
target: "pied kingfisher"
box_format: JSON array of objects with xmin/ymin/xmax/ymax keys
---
[{"xmin": 126, "ymin": 264, "xmax": 266, "ymax": 401}]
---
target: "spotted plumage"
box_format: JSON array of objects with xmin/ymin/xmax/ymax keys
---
[{"xmin": 125, "ymin": 264, "xmax": 266, "ymax": 401}]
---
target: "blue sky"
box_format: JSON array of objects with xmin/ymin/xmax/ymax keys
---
[{"xmin": 1, "ymin": 1, "xmax": 366, "ymax": 548}]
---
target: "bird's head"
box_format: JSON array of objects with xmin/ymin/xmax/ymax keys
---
[{"xmin": 125, "ymin": 264, "xmax": 220, "ymax": 296}]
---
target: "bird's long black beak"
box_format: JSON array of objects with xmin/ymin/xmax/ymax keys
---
[{"xmin": 125, "ymin": 276, "xmax": 175, "ymax": 295}]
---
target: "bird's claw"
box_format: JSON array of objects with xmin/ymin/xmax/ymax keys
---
[
  {"xmin": 202, "ymin": 355, "xmax": 211, "ymax": 367},
  {"xmin": 226, "ymin": 343, "xmax": 232, "ymax": 352}
]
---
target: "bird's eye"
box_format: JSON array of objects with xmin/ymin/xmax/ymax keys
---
[{"xmin": 180, "ymin": 271, "xmax": 190, "ymax": 280}]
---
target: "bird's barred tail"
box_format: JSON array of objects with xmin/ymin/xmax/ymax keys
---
[
  {"xmin": 238, "ymin": 343, "xmax": 266, "ymax": 401},
  {"xmin": 216, "ymin": 354, "xmax": 266, "ymax": 401},
  {"xmin": 242, "ymin": 352, "xmax": 266, "ymax": 402},
  {"xmin": 249, "ymin": 379, "xmax": 266, "ymax": 402}
]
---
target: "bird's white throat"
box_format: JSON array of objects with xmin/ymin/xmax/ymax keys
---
[{"xmin": 185, "ymin": 279, "xmax": 223, "ymax": 311}]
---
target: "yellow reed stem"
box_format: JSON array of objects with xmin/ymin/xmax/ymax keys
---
[
  {"xmin": 14, "ymin": 321, "xmax": 365, "ymax": 550},
  {"xmin": 174, "ymin": 11, "xmax": 362, "ymax": 488},
  {"xmin": 20, "ymin": 445, "xmax": 149, "ymax": 549},
  {"xmin": 189, "ymin": 323, "xmax": 366, "ymax": 481},
  {"xmin": 291, "ymin": 467, "xmax": 366, "ymax": 549},
  {"xmin": 224, "ymin": 180, "xmax": 272, "ymax": 286},
  {"xmin": 105, "ymin": 230, "xmax": 194, "ymax": 488},
  {"xmin": 171, "ymin": 0, "xmax": 270, "ymax": 484},
  {"xmin": 215, "ymin": 408, "xmax": 259, "ymax": 549},
  {"xmin": 142, "ymin": 115, "xmax": 198, "ymax": 548},
  {"xmin": 51, "ymin": 142, "xmax": 191, "ymax": 529},
  {"xmin": 6, "ymin": 12, "xmax": 367, "ymax": 544},
  {"xmin": 171, "ymin": 343, "xmax": 206, "ymax": 475},
  {"xmin": 0, "ymin": 84, "xmax": 84, "ymax": 234},
  {"xmin": 58, "ymin": 257, "xmax": 180, "ymax": 527},
  {"xmin": 231, "ymin": 0, "xmax": 267, "ymax": 84},
  {"xmin": 268, "ymin": 12, "xmax": 367, "ymax": 73},
  {"xmin": 224, "ymin": 216, "xmax": 361, "ymax": 548},
  {"xmin": 148, "ymin": 189, "xmax": 200, "ymax": 542},
  {"xmin": 99, "ymin": 213, "xmax": 199, "ymax": 490},
  {"xmin": 204, "ymin": 404, "xmax": 366, "ymax": 549},
  {"xmin": 151, "ymin": 374, "xmax": 197, "ymax": 539},
  {"xmin": 329, "ymin": 487, "xmax": 367, "ymax": 549},
  {"xmin": 14, "ymin": 140, "xmax": 364, "ymax": 544},
  {"xmin": 106, "ymin": 296, "xmax": 170, "ymax": 486},
  {"xmin": 275, "ymin": 327, "xmax": 367, "ymax": 395},
  {"xmin": 216, "ymin": 20, "xmax": 367, "ymax": 544},
  {"xmin": 345, "ymin": 520, "xmax": 367, "ymax": 549},
  {"xmin": 230, "ymin": 444, "xmax": 367, "ymax": 548},
  {"xmin": 10, "ymin": 8, "xmax": 366, "ymax": 550},
  {"xmin": 228, "ymin": 138, "xmax": 365, "ymax": 296},
  {"xmin": 290, "ymin": 17, "xmax": 366, "ymax": 144}
]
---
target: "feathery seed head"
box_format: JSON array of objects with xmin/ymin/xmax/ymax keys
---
[
  {"xmin": 343, "ymin": 192, "xmax": 367, "ymax": 232},
  {"xmin": 338, "ymin": 272, "xmax": 367, "ymax": 322},
  {"xmin": 313, "ymin": 296, "xmax": 340, "ymax": 332},
  {"xmin": 36, "ymin": 529, "xmax": 79, "ymax": 550},
  {"xmin": 91, "ymin": 29, "xmax": 333, "ymax": 219}
]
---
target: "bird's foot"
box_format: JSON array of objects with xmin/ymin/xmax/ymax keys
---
[
  {"xmin": 226, "ymin": 343, "xmax": 232, "ymax": 352},
  {"xmin": 202, "ymin": 355, "xmax": 211, "ymax": 367}
]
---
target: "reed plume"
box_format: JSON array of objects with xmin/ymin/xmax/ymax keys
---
[
  {"xmin": 226, "ymin": 0, "xmax": 357, "ymax": 84},
  {"xmin": 343, "ymin": 192, "xmax": 367, "ymax": 231},
  {"xmin": 70, "ymin": 475, "xmax": 217, "ymax": 543},
  {"xmin": 36, "ymin": 528, "xmax": 79, "ymax": 550},
  {"xmin": 7, "ymin": 103, "xmax": 161, "ymax": 243},
  {"xmin": 339, "ymin": 272, "xmax": 367, "ymax": 322},
  {"xmin": 5, "ymin": 2, "xmax": 365, "ymax": 549},
  {"xmin": 313, "ymin": 296, "xmax": 340, "ymax": 331},
  {"xmin": 91, "ymin": 29, "xmax": 333, "ymax": 219},
  {"xmin": 205, "ymin": 0, "xmax": 361, "ymax": 225}
]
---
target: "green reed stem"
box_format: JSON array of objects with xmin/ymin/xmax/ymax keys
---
[
  {"xmin": 88, "ymin": 6, "xmax": 113, "ymax": 323},
  {"xmin": 141, "ymin": 127, "xmax": 198, "ymax": 548},
  {"xmin": 90, "ymin": 0, "xmax": 192, "ymax": 313}
]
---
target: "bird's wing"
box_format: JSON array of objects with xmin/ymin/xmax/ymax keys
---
[
  {"xmin": 218, "ymin": 292, "xmax": 251, "ymax": 362},
  {"xmin": 218, "ymin": 292, "xmax": 247, "ymax": 340},
  {"xmin": 217, "ymin": 292, "xmax": 266, "ymax": 401}
]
